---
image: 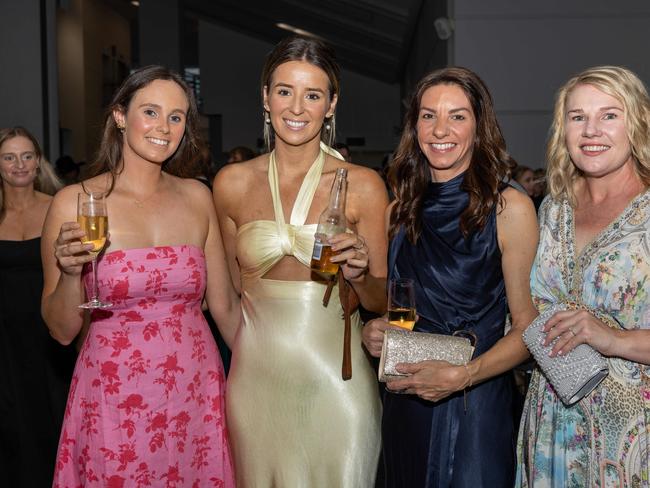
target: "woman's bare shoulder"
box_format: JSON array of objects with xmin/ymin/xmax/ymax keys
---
[
  {"xmin": 324, "ymin": 156, "xmax": 386, "ymax": 195},
  {"xmin": 213, "ymin": 155, "xmax": 268, "ymax": 198}
]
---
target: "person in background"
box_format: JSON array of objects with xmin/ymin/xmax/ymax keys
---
[
  {"xmin": 531, "ymin": 167, "xmax": 546, "ymax": 210},
  {"xmin": 333, "ymin": 141, "xmax": 351, "ymax": 161},
  {"xmin": 42, "ymin": 66, "xmax": 238, "ymax": 487},
  {"xmin": 55, "ymin": 155, "xmax": 82, "ymax": 185},
  {"xmin": 513, "ymin": 164, "xmax": 536, "ymax": 197},
  {"xmin": 0, "ymin": 126, "xmax": 76, "ymax": 487},
  {"xmin": 516, "ymin": 65, "xmax": 650, "ymax": 487},
  {"xmin": 362, "ymin": 67, "xmax": 539, "ymax": 487},
  {"xmin": 226, "ymin": 145, "xmax": 256, "ymax": 164},
  {"xmin": 213, "ymin": 36, "xmax": 388, "ymax": 487}
]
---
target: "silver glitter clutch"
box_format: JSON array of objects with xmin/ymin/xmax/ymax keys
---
[
  {"xmin": 378, "ymin": 328, "xmax": 475, "ymax": 382},
  {"xmin": 522, "ymin": 303, "xmax": 609, "ymax": 406}
]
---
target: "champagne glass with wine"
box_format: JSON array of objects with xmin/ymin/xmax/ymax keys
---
[
  {"xmin": 77, "ymin": 192, "xmax": 112, "ymax": 309},
  {"xmin": 388, "ymin": 278, "xmax": 416, "ymax": 330}
]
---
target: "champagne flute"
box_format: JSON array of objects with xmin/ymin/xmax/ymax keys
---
[
  {"xmin": 77, "ymin": 192, "xmax": 112, "ymax": 309},
  {"xmin": 388, "ymin": 278, "xmax": 416, "ymax": 330}
]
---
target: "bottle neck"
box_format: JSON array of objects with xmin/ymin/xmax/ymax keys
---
[{"xmin": 328, "ymin": 172, "xmax": 347, "ymax": 212}]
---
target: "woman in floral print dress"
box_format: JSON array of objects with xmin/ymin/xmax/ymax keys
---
[
  {"xmin": 516, "ymin": 66, "xmax": 650, "ymax": 487},
  {"xmin": 41, "ymin": 66, "xmax": 238, "ymax": 487}
]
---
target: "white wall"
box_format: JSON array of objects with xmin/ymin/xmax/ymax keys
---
[
  {"xmin": 451, "ymin": 0, "xmax": 650, "ymax": 167},
  {"xmin": 199, "ymin": 22, "xmax": 401, "ymax": 164}
]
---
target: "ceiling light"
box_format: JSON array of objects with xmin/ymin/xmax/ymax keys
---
[
  {"xmin": 131, "ymin": 1, "xmax": 140, "ymax": 6},
  {"xmin": 276, "ymin": 23, "xmax": 321, "ymax": 39}
]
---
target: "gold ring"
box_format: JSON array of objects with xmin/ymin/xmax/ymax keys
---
[{"xmin": 570, "ymin": 327, "xmax": 577, "ymax": 337}]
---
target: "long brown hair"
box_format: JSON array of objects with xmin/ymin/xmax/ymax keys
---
[
  {"xmin": 0, "ymin": 126, "xmax": 62, "ymax": 221},
  {"xmin": 389, "ymin": 67, "xmax": 516, "ymax": 242},
  {"xmin": 260, "ymin": 36, "xmax": 340, "ymax": 150},
  {"xmin": 86, "ymin": 65, "xmax": 204, "ymax": 194}
]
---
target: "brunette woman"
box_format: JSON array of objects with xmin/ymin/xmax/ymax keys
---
[
  {"xmin": 213, "ymin": 37, "xmax": 388, "ymax": 487},
  {"xmin": 42, "ymin": 66, "xmax": 237, "ymax": 487},
  {"xmin": 362, "ymin": 67, "xmax": 539, "ymax": 486}
]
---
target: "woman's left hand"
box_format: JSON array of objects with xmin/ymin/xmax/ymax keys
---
[
  {"xmin": 543, "ymin": 309, "xmax": 620, "ymax": 357},
  {"xmin": 329, "ymin": 232, "xmax": 369, "ymax": 282},
  {"xmin": 385, "ymin": 360, "xmax": 470, "ymax": 403}
]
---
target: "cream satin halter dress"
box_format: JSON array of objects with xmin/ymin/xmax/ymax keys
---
[{"xmin": 226, "ymin": 145, "xmax": 381, "ymax": 487}]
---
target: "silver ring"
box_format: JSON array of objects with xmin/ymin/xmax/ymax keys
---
[{"xmin": 569, "ymin": 327, "xmax": 577, "ymax": 337}]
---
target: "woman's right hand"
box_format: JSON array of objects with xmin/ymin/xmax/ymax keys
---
[
  {"xmin": 362, "ymin": 316, "xmax": 391, "ymax": 357},
  {"xmin": 53, "ymin": 221, "xmax": 95, "ymax": 276}
]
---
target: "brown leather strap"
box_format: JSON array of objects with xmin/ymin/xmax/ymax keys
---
[
  {"xmin": 322, "ymin": 276, "xmax": 336, "ymax": 307},
  {"xmin": 339, "ymin": 271, "xmax": 352, "ymax": 380},
  {"xmin": 321, "ymin": 271, "xmax": 357, "ymax": 381}
]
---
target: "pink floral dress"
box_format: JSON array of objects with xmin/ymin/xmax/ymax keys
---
[{"xmin": 53, "ymin": 245, "xmax": 234, "ymax": 488}]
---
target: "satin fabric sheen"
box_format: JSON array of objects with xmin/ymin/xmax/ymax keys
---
[
  {"xmin": 383, "ymin": 172, "xmax": 516, "ymax": 487},
  {"xmin": 227, "ymin": 145, "xmax": 381, "ymax": 487}
]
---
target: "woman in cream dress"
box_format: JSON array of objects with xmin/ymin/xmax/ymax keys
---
[{"xmin": 213, "ymin": 37, "xmax": 388, "ymax": 487}]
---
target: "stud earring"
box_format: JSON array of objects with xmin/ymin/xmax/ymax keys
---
[{"xmin": 264, "ymin": 112, "xmax": 271, "ymax": 124}]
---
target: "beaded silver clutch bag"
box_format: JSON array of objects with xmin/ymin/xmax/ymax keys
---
[
  {"xmin": 522, "ymin": 303, "xmax": 609, "ymax": 406},
  {"xmin": 378, "ymin": 328, "xmax": 475, "ymax": 382}
]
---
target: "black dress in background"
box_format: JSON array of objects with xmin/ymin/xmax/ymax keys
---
[
  {"xmin": 0, "ymin": 238, "xmax": 76, "ymax": 487},
  {"xmin": 382, "ymin": 172, "xmax": 517, "ymax": 487}
]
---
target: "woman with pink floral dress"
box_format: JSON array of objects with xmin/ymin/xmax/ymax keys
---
[{"xmin": 42, "ymin": 66, "xmax": 238, "ymax": 487}]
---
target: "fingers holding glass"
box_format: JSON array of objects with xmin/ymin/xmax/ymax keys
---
[
  {"xmin": 54, "ymin": 222, "xmax": 95, "ymax": 275},
  {"xmin": 77, "ymin": 192, "xmax": 112, "ymax": 309}
]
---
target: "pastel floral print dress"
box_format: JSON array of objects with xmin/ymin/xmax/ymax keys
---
[
  {"xmin": 516, "ymin": 194, "xmax": 650, "ymax": 488},
  {"xmin": 53, "ymin": 246, "xmax": 234, "ymax": 488}
]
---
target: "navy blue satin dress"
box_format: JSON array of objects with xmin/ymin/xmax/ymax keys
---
[{"xmin": 383, "ymin": 172, "xmax": 516, "ymax": 487}]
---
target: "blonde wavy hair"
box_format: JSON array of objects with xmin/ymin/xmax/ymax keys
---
[
  {"xmin": 0, "ymin": 126, "xmax": 62, "ymax": 221},
  {"xmin": 547, "ymin": 66, "xmax": 650, "ymax": 205}
]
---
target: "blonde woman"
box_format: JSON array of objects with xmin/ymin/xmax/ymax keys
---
[
  {"xmin": 0, "ymin": 127, "xmax": 75, "ymax": 486},
  {"xmin": 516, "ymin": 66, "xmax": 650, "ymax": 486}
]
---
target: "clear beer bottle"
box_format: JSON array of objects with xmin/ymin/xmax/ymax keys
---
[{"xmin": 310, "ymin": 168, "xmax": 347, "ymax": 277}]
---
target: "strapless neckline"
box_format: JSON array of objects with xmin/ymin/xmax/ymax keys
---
[{"xmin": 101, "ymin": 244, "xmax": 204, "ymax": 259}]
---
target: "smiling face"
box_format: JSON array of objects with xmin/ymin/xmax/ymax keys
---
[
  {"xmin": 564, "ymin": 83, "xmax": 634, "ymax": 178},
  {"xmin": 416, "ymin": 83, "xmax": 477, "ymax": 182},
  {"xmin": 263, "ymin": 60, "xmax": 337, "ymax": 148},
  {"xmin": 113, "ymin": 79, "xmax": 189, "ymax": 166},
  {"xmin": 0, "ymin": 135, "xmax": 39, "ymax": 189}
]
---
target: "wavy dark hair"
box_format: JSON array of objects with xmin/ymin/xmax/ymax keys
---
[
  {"xmin": 85, "ymin": 65, "xmax": 204, "ymax": 194},
  {"xmin": 261, "ymin": 36, "xmax": 340, "ymax": 150},
  {"xmin": 389, "ymin": 67, "xmax": 516, "ymax": 242}
]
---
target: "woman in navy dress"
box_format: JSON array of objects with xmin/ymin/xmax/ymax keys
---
[{"xmin": 363, "ymin": 67, "xmax": 539, "ymax": 487}]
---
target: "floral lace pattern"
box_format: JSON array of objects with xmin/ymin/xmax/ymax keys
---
[
  {"xmin": 53, "ymin": 246, "xmax": 234, "ymax": 488},
  {"xmin": 516, "ymin": 193, "xmax": 650, "ymax": 488}
]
